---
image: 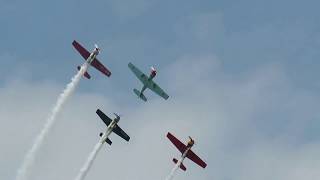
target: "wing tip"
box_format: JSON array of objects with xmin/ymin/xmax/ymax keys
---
[
  {"xmin": 72, "ymin": 40, "xmax": 78, "ymax": 46},
  {"xmin": 96, "ymin": 109, "xmax": 104, "ymax": 116},
  {"xmin": 200, "ymin": 162, "xmax": 207, "ymax": 169}
]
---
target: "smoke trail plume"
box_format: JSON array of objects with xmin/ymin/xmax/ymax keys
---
[
  {"xmin": 165, "ymin": 157, "xmax": 184, "ymax": 180},
  {"xmin": 16, "ymin": 63, "xmax": 89, "ymax": 180},
  {"xmin": 74, "ymin": 137, "xmax": 106, "ymax": 180}
]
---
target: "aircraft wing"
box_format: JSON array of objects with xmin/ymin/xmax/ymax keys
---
[
  {"xmin": 96, "ymin": 109, "xmax": 112, "ymax": 126},
  {"xmin": 72, "ymin": 40, "xmax": 90, "ymax": 60},
  {"xmin": 128, "ymin": 62, "xmax": 149, "ymax": 85},
  {"xmin": 167, "ymin": 132, "xmax": 187, "ymax": 154},
  {"xmin": 186, "ymin": 149, "xmax": 207, "ymax": 168},
  {"xmin": 113, "ymin": 124, "xmax": 130, "ymax": 141},
  {"xmin": 91, "ymin": 58, "xmax": 112, "ymax": 77},
  {"xmin": 147, "ymin": 80, "xmax": 169, "ymax": 100}
]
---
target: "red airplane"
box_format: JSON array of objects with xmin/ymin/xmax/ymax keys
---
[
  {"xmin": 72, "ymin": 40, "xmax": 111, "ymax": 79},
  {"xmin": 167, "ymin": 132, "xmax": 207, "ymax": 171}
]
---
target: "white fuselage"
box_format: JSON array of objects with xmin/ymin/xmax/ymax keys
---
[
  {"xmin": 178, "ymin": 146, "xmax": 192, "ymax": 165},
  {"xmin": 86, "ymin": 49, "xmax": 99, "ymax": 64},
  {"xmin": 99, "ymin": 119, "xmax": 119, "ymax": 144}
]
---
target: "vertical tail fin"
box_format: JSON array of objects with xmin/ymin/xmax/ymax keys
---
[
  {"xmin": 133, "ymin": 89, "xmax": 147, "ymax": 102},
  {"xmin": 173, "ymin": 158, "xmax": 186, "ymax": 171}
]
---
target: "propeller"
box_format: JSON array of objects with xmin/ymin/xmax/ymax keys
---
[
  {"xmin": 188, "ymin": 136, "xmax": 194, "ymax": 143},
  {"xmin": 113, "ymin": 113, "xmax": 121, "ymax": 119},
  {"xmin": 94, "ymin": 44, "xmax": 100, "ymax": 54}
]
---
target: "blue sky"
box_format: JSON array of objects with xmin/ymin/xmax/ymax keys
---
[
  {"xmin": 1, "ymin": 0, "xmax": 320, "ymax": 180},
  {"xmin": 1, "ymin": 0, "xmax": 320, "ymax": 91}
]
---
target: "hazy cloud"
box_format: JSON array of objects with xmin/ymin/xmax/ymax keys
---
[{"xmin": 1, "ymin": 52, "xmax": 320, "ymax": 180}]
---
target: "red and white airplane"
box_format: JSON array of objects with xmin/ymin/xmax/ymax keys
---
[
  {"xmin": 167, "ymin": 132, "xmax": 207, "ymax": 171},
  {"xmin": 72, "ymin": 40, "xmax": 111, "ymax": 79}
]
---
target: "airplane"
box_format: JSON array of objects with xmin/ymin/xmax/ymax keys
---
[
  {"xmin": 128, "ymin": 62, "xmax": 169, "ymax": 102},
  {"xmin": 96, "ymin": 109, "xmax": 130, "ymax": 145},
  {"xmin": 167, "ymin": 132, "xmax": 207, "ymax": 171},
  {"xmin": 72, "ymin": 40, "xmax": 111, "ymax": 79}
]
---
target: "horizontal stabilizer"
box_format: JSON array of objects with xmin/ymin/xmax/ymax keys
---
[
  {"xmin": 105, "ymin": 138, "xmax": 112, "ymax": 145},
  {"xmin": 173, "ymin": 158, "xmax": 186, "ymax": 171},
  {"xmin": 133, "ymin": 89, "xmax": 147, "ymax": 102},
  {"xmin": 77, "ymin": 66, "xmax": 91, "ymax": 79}
]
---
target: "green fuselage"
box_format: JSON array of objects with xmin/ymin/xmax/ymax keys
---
[{"xmin": 140, "ymin": 73, "xmax": 156, "ymax": 95}]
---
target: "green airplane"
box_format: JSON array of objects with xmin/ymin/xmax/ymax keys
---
[{"xmin": 128, "ymin": 62, "xmax": 169, "ymax": 102}]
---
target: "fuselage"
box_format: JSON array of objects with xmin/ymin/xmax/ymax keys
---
[
  {"xmin": 140, "ymin": 69, "xmax": 157, "ymax": 94},
  {"xmin": 100, "ymin": 118, "xmax": 119, "ymax": 143},
  {"xmin": 86, "ymin": 48, "xmax": 99, "ymax": 64},
  {"xmin": 179, "ymin": 146, "xmax": 192, "ymax": 166},
  {"xmin": 179, "ymin": 138, "xmax": 195, "ymax": 164}
]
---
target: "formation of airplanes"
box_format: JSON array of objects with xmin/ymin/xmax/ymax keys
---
[
  {"xmin": 71, "ymin": 40, "xmax": 207, "ymax": 174},
  {"xmin": 72, "ymin": 40, "xmax": 170, "ymax": 101}
]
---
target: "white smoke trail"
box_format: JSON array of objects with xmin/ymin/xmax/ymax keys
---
[
  {"xmin": 16, "ymin": 63, "xmax": 89, "ymax": 180},
  {"xmin": 74, "ymin": 139, "xmax": 104, "ymax": 180},
  {"xmin": 165, "ymin": 157, "xmax": 184, "ymax": 180}
]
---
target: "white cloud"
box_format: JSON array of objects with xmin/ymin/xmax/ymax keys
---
[{"xmin": 1, "ymin": 53, "xmax": 320, "ymax": 180}]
